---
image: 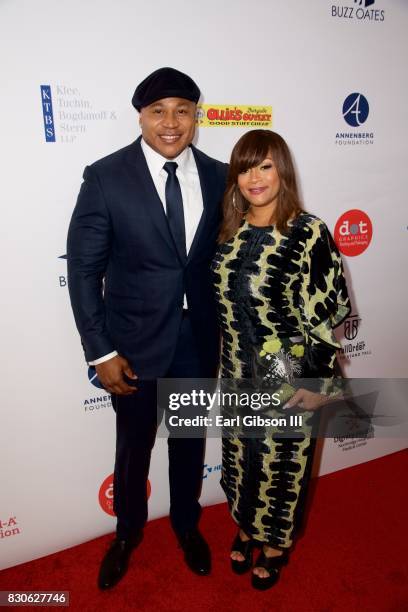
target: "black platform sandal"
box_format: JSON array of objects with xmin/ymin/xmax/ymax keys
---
[
  {"xmin": 251, "ymin": 548, "xmax": 289, "ymax": 590},
  {"xmin": 230, "ymin": 532, "xmax": 254, "ymax": 574}
]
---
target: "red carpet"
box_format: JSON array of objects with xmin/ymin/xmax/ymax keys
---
[{"xmin": 1, "ymin": 450, "xmax": 407, "ymax": 611}]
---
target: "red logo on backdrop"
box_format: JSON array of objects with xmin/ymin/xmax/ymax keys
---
[
  {"xmin": 334, "ymin": 209, "xmax": 373, "ymax": 256},
  {"xmin": 99, "ymin": 474, "xmax": 151, "ymax": 516}
]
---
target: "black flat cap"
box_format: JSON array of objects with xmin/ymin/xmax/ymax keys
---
[{"xmin": 132, "ymin": 67, "xmax": 200, "ymax": 111}]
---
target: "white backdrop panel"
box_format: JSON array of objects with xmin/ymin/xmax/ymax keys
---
[{"xmin": 1, "ymin": 0, "xmax": 407, "ymax": 570}]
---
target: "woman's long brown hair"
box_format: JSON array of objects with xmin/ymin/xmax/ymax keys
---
[{"xmin": 218, "ymin": 130, "xmax": 303, "ymax": 243}]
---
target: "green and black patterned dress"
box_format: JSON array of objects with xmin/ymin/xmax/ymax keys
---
[{"xmin": 212, "ymin": 212, "xmax": 350, "ymax": 549}]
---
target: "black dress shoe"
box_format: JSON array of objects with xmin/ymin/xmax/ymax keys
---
[
  {"xmin": 178, "ymin": 529, "xmax": 211, "ymax": 575},
  {"xmin": 98, "ymin": 534, "xmax": 142, "ymax": 590}
]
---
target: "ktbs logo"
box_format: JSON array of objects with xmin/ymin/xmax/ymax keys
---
[
  {"xmin": 99, "ymin": 474, "xmax": 151, "ymax": 516},
  {"xmin": 334, "ymin": 209, "xmax": 373, "ymax": 256},
  {"xmin": 343, "ymin": 93, "xmax": 369, "ymax": 127},
  {"xmin": 41, "ymin": 85, "xmax": 56, "ymax": 142},
  {"xmin": 40, "ymin": 84, "xmax": 118, "ymax": 144}
]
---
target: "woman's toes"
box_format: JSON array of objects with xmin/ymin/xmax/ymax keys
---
[{"xmin": 253, "ymin": 567, "xmax": 269, "ymax": 578}]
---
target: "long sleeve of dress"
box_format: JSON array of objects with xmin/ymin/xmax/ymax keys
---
[{"xmin": 300, "ymin": 219, "xmax": 351, "ymax": 379}]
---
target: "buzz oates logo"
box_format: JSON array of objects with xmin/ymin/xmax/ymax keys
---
[
  {"xmin": 84, "ymin": 367, "xmax": 112, "ymax": 413},
  {"xmin": 40, "ymin": 84, "xmax": 117, "ymax": 144},
  {"xmin": 338, "ymin": 313, "xmax": 372, "ymax": 361},
  {"xmin": 99, "ymin": 474, "xmax": 151, "ymax": 516},
  {"xmin": 0, "ymin": 516, "xmax": 21, "ymax": 540},
  {"xmin": 331, "ymin": 0, "xmax": 385, "ymax": 21},
  {"xmin": 336, "ymin": 93, "xmax": 374, "ymax": 146},
  {"xmin": 334, "ymin": 209, "xmax": 372, "ymax": 257}
]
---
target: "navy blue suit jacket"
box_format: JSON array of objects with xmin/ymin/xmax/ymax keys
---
[{"xmin": 67, "ymin": 137, "xmax": 227, "ymax": 378}]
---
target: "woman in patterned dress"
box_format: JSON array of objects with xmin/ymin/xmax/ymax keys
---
[{"xmin": 212, "ymin": 130, "xmax": 350, "ymax": 590}]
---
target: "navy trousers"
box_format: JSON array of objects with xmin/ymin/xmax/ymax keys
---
[{"xmin": 112, "ymin": 313, "xmax": 211, "ymax": 540}]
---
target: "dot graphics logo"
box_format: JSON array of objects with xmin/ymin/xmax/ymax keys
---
[
  {"xmin": 99, "ymin": 474, "xmax": 151, "ymax": 516},
  {"xmin": 334, "ymin": 209, "xmax": 373, "ymax": 256}
]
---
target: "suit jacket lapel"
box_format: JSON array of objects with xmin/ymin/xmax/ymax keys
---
[
  {"xmin": 188, "ymin": 146, "xmax": 214, "ymax": 263},
  {"xmin": 125, "ymin": 137, "xmax": 178, "ymax": 258},
  {"xmin": 125, "ymin": 139, "xmax": 218, "ymax": 266}
]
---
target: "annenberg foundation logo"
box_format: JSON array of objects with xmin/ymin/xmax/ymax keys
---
[
  {"xmin": 196, "ymin": 104, "xmax": 272, "ymax": 128},
  {"xmin": 84, "ymin": 368, "xmax": 112, "ymax": 413},
  {"xmin": 335, "ymin": 93, "xmax": 374, "ymax": 146},
  {"xmin": 99, "ymin": 474, "xmax": 151, "ymax": 516},
  {"xmin": 334, "ymin": 210, "xmax": 373, "ymax": 256},
  {"xmin": 343, "ymin": 93, "xmax": 369, "ymax": 127},
  {"xmin": 40, "ymin": 84, "xmax": 117, "ymax": 144},
  {"xmin": 88, "ymin": 366, "xmax": 104, "ymax": 389},
  {"xmin": 331, "ymin": 0, "xmax": 385, "ymax": 21}
]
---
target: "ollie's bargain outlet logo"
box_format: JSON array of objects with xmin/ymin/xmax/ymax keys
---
[
  {"xmin": 99, "ymin": 475, "xmax": 151, "ymax": 516},
  {"xmin": 196, "ymin": 104, "xmax": 272, "ymax": 128},
  {"xmin": 334, "ymin": 210, "xmax": 373, "ymax": 256}
]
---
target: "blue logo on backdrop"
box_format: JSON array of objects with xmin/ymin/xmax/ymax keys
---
[
  {"xmin": 354, "ymin": 0, "xmax": 375, "ymax": 6},
  {"xmin": 343, "ymin": 93, "xmax": 369, "ymax": 127},
  {"xmin": 203, "ymin": 463, "xmax": 222, "ymax": 479},
  {"xmin": 40, "ymin": 85, "xmax": 56, "ymax": 142},
  {"xmin": 88, "ymin": 367, "xmax": 104, "ymax": 389}
]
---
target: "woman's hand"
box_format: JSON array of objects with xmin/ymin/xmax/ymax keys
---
[{"xmin": 283, "ymin": 388, "xmax": 327, "ymax": 411}]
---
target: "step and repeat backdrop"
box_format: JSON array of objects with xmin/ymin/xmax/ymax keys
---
[{"xmin": 1, "ymin": 0, "xmax": 407, "ymax": 570}]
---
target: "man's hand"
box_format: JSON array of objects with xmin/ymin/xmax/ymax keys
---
[
  {"xmin": 283, "ymin": 388, "xmax": 327, "ymax": 411},
  {"xmin": 95, "ymin": 355, "xmax": 138, "ymax": 395}
]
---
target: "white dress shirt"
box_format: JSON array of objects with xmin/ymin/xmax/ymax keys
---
[{"xmin": 89, "ymin": 138, "xmax": 204, "ymax": 365}]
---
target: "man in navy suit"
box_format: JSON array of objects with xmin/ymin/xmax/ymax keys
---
[{"xmin": 67, "ymin": 67, "xmax": 227, "ymax": 589}]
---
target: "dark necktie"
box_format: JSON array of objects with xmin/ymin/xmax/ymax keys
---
[{"xmin": 163, "ymin": 161, "xmax": 187, "ymax": 263}]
